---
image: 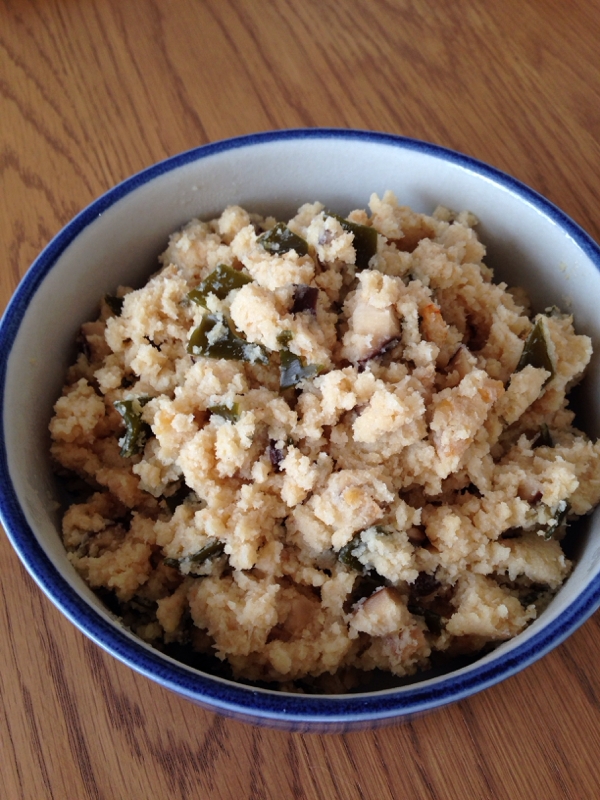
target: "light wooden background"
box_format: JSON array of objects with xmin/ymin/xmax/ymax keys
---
[{"xmin": 2, "ymin": 0, "xmax": 600, "ymax": 798}]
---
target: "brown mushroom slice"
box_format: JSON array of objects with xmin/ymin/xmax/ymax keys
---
[
  {"xmin": 282, "ymin": 593, "xmax": 319, "ymax": 636},
  {"xmin": 349, "ymin": 587, "xmax": 412, "ymax": 637},
  {"xmin": 343, "ymin": 301, "xmax": 401, "ymax": 362}
]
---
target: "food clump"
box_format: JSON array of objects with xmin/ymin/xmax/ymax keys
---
[{"xmin": 49, "ymin": 193, "xmax": 600, "ymax": 692}]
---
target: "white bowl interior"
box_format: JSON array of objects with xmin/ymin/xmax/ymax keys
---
[{"xmin": 4, "ymin": 132, "xmax": 600, "ymax": 706}]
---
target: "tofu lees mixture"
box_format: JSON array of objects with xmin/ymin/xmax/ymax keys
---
[{"xmin": 49, "ymin": 192, "xmax": 600, "ymax": 691}]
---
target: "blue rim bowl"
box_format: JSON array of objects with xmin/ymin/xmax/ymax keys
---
[{"xmin": 2, "ymin": 129, "xmax": 600, "ymax": 732}]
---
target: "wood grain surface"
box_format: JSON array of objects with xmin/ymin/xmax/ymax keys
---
[{"xmin": 2, "ymin": 0, "xmax": 600, "ymax": 797}]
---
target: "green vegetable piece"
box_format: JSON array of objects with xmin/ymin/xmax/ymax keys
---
[
  {"xmin": 208, "ymin": 403, "xmax": 240, "ymax": 423},
  {"xmin": 105, "ymin": 294, "xmax": 124, "ymax": 315},
  {"xmin": 338, "ymin": 526, "xmax": 391, "ymax": 572},
  {"xmin": 408, "ymin": 603, "xmax": 444, "ymax": 635},
  {"xmin": 189, "ymin": 539, "xmax": 226, "ymax": 564},
  {"xmin": 187, "ymin": 264, "xmax": 252, "ymax": 307},
  {"xmin": 516, "ymin": 317, "xmax": 555, "ymax": 383},
  {"xmin": 278, "ymin": 328, "xmax": 321, "ymax": 389},
  {"xmin": 329, "ymin": 213, "xmax": 378, "ymax": 270},
  {"xmin": 338, "ymin": 535, "xmax": 364, "ymax": 571},
  {"xmin": 259, "ymin": 222, "xmax": 309, "ymax": 256},
  {"xmin": 187, "ymin": 313, "xmax": 269, "ymax": 364},
  {"xmin": 277, "ymin": 330, "xmax": 294, "ymax": 347},
  {"xmin": 371, "ymin": 525, "xmax": 389, "ymax": 536},
  {"xmin": 544, "ymin": 305, "xmax": 563, "ymax": 317},
  {"xmin": 113, "ymin": 397, "xmax": 151, "ymax": 458},
  {"xmin": 163, "ymin": 539, "xmax": 225, "ymax": 569},
  {"xmin": 534, "ymin": 423, "xmax": 554, "ymax": 449},
  {"xmin": 543, "ymin": 501, "xmax": 570, "ymax": 540},
  {"xmin": 279, "ymin": 347, "xmax": 321, "ymax": 390},
  {"xmin": 338, "ymin": 525, "xmax": 390, "ymax": 577}
]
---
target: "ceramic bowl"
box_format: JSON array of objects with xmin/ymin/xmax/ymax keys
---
[{"xmin": 2, "ymin": 129, "xmax": 600, "ymax": 732}]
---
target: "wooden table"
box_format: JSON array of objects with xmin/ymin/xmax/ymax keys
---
[{"xmin": 2, "ymin": 1, "xmax": 600, "ymax": 797}]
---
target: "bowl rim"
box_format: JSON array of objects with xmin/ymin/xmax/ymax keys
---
[{"xmin": 2, "ymin": 127, "xmax": 600, "ymax": 726}]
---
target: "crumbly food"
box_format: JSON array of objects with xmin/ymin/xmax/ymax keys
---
[{"xmin": 49, "ymin": 192, "xmax": 600, "ymax": 691}]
